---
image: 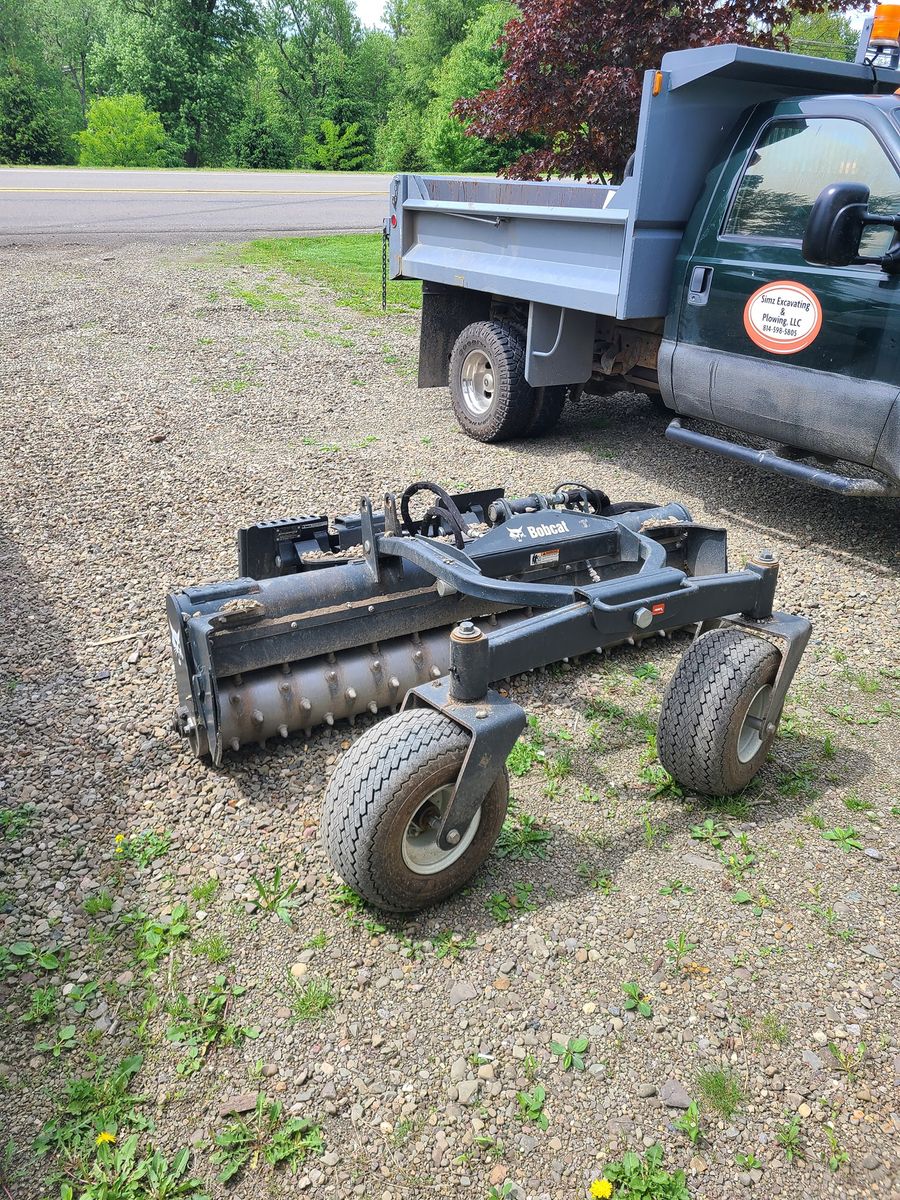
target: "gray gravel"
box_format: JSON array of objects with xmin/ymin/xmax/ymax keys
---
[{"xmin": 0, "ymin": 238, "xmax": 898, "ymax": 1200}]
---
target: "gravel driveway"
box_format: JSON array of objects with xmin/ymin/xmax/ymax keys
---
[{"xmin": 1, "ymin": 239, "xmax": 898, "ymax": 1200}]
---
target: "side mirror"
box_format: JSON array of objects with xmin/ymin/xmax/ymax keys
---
[{"xmin": 802, "ymin": 182, "xmax": 870, "ymax": 266}]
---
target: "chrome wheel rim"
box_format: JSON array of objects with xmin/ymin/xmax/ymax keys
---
[
  {"xmin": 737, "ymin": 684, "xmax": 773, "ymax": 763},
  {"xmin": 460, "ymin": 349, "xmax": 495, "ymax": 417},
  {"xmin": 401, "ymin": 784, "xmax": 481, "ymax": 875}
]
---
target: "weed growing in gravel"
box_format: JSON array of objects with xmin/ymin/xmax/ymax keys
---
[
  {"xmin": 191, "ymin": 933, "xmax": 232, "ymax": 964},
  {"xmin": 522, "ymin": 1052, "xmax": 538, "ymax": 1082},
  {"xmin": 731, "ymin": 888, "xmax": 772, "ymax": 917},
  {"xmin": 328, "ymin": 883, "xmax": 365, "ymax": 917},
  {"xmin": 495, "ymin": 810, "xmax": 553, "ymax": 861},
  {"xmin": 673, "ymin": 1100, "xmax": 702, "ymax": 1145},
  {"xmin": 166, "ymin": 977, "xmax": 259, "ymax": 1075},
  {"xmin": 735, "ymin": 1150, "xmax": 762, "ymax": 1170},
  {"xmin": 303, "ymin": 930, "xmax": 329, "ymax": 950},
  {"xmin": 659, "ymin": 879, "xmax": 693, "ymax": 896},
  {"xmin": 828, "ymin": 1039, "xmax": 866, "ymax": 1082},
  {"xmin": 212, "ymin": 1093, "xmax": 323, "ymax": 1182},
  {"xmin": 290, "ymin": 978, "xmax": 334, "ymax": 1021},
  {"xmin": 777, "ymin": 763, "xmax": 818, "ymax": 797},
  {"xmin": 0, "ymin": 805, "xmax": 32, "ymax": 840},
  {"xmin": 115, "ymin": 830, "xmax": 171, "ymax": 867},
  {"xmin": 506, "ymin": 716, "xmax": 545, "ymax": 776},
  {"xmin": 190, "ymin": 878, "xmax": 219, "ymax": 904},
  {"xmin": 826, "ymin": 703, "xmax": 880, "ymax": 726},
  {"xmin": 486, "ymin": 883, "xmax": 538, "ymax": 924},
  {"xmin": 689, "ymin": 818, "xmax": 730, "ymax": 849},
  {"xmin": 822, "ymin": 1123, "xmax": 849, "ymax": 1172},
  {"xmin": 486, "ymin": 1181, "xmax": 515, "ymax": 1200},
  {"xmin": 434, "ymin": 931, "xmax": 477, "ymax": 959},
  {"xmin": 22, "ymin": 985, "xmax": 58, "ymax": 1024},
  {"xmin": 58, "ymin": 1135, "xmax": 206, "ymax": 1200},
  {"xmin": 0, "ymin": 940, "xmax": 67, "ymax": 977},
  {"xmin": 696, "ymin": 1067, "xmax": 743, "ymax": 1117},
  {"xmin": 621, "ymin": 982, "xmax": 652, "ymax": 1018},
  {"xmin": 597, "ymin": 1145, "xmax": 688, "ymax": 1200},
  {"xmin": 576, "ymin": 863, "xmax": 618, "ymax": 895},
  {"xmin": 665, "ymin": 932, "xmax": 698, "ymax": 974},
  {"xmin": 251, "ymin": 866, "xmax": 299, "ymax": 923},
  {"xmin": 549, "ymin": 1036, "xmax": 589, "ymax": 1071},
  {"xmin": 808, "ymin": 902, "xmax": 856, "ymax": 941},
  {"xmin": 34, "ymin": 1023, "xmax": 78, "ymax": 1058},
  {"xmin": 755, "ymin": 1013, "xmax": 789, "ymax": 1046},
  {"xmin": 35, "ymin": 1054, "xmax": 148, "ymax": 1169},
  {"xmin": 776, "ymin": 1115, "xmax": 805, "ymax": 1163},
  {"xmin": 515, "ymin": 1084, "xmax": 548, "ymax": 1129},
  {"xmin": 129, "ymin": 905, "xmax": 190, "ymax": 973},
  {"xmin": 83, "ymin": 891, "xmax": 114, "ymax": 917},
  {"xmin": 822, "ymin": 825, "xmax": 862, "ymax": 852}
]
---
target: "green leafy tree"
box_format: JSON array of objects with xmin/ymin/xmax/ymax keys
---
[
  {"xmin": 422, "ymin": 0, "xmax": 517, "ymax": 172},
  {"xmin": 230, "ymin": 102, "xmax": 293, "ymax": 167},
  {"xmin": 787, "ymin": 7, "xmax": 856, "ymax": 61},
  {"xmin": 396, "ymin": 0, "xmax": 487, "ymax": 101},
  {"xmin": 75, "ymin": 92, "xmax": 176, "ymax": 165},
  {"xmin": 33, "ymin": 0, "xmax": 110, "ymax": 119},
  {"xmin": 0, "ymin": 57, "xmax": 67, "ymax": 163},
  {"xmin": 375, "ymin": 97, "xmax": 426, "ymax": 170},
  {"xmin": 96, "ymin": 0, "xmax": 260, "ymax": 166},
  {"xmin": 302, "ymin": 117, "xmax": 366, "ymax": 168},
  {"xmin": 264, "ymin": 0, "xmax": 359, "ymax": 135}
]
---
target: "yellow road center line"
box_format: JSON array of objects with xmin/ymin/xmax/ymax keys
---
[{"xmin": 0, "ymin": 186, "xmax": 384, "ymax": 196}]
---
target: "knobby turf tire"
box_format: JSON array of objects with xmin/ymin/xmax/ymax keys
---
[
  {"xmin": 525, "ymin": 385, "xmax": 568, "ymax": 437},
  {"xmin": 449, "ymin": 320, "xmax": 534, "ymax": 442},
  {"xmin": 320, "ymin": 708, "xmax": 509, "ymax": 912},
  {"xmin": 657, "ymin": 628, "xmax": 780, "ymax": 796}
]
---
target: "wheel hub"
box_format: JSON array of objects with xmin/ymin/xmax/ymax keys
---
[
  {"xmin": 460, "ymin": 349, "xmax": 495, "ymax": 417},
  {"xmin": 737, "ymin": 684, "xmax": 773, "ymax": 763},
  {"xmin": 401, "ymin": 784, "xmax": 481, "ymax": 874}
]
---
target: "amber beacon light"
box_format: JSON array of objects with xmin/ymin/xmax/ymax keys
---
[{"xmin": 871, "ymin": 2, "xmax": 900, "ymax": 48}]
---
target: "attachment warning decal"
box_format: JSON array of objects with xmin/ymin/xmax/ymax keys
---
[{"xmin": 743, "ymin": 280, "xmax": 822, "ymax": 355}]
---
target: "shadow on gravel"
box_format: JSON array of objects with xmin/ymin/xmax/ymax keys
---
[{"xmin": 523, "ymin": 393, "xmax": 900, "ymax": 566}]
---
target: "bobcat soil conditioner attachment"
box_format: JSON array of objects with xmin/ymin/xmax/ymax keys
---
[{"xmin": 167, "ymin": 480, "xmax": 811, "ymax": 911}]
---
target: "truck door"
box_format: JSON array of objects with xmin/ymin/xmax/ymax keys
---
[{"xmin": 671, "ymin": 101, "xmax": 900, "ymax": 466}]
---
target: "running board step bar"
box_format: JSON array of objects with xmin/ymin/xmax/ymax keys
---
[{"xmin": 665, "ymin": 419, "xmax": 899, "ymax": 498}]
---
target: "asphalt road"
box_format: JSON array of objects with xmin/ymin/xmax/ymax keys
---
[{"xmin": 0, "ymin": 166, "xmax": 392, "ymax": 239}]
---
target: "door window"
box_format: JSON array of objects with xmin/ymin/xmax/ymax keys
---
[{"xmin": 724, "ymin": 117, "xmax": 900, "ymax": 254}]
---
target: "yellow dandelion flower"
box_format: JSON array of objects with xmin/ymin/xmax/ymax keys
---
[
  {"xmin": 95, "ymin": 1131, "xmax": 116, "ymax": 1146},
  {"xmin": 590, "ymin": 1181, "xmax": 613, "ymax": 1199},
  {"xmin": 115, "ymin": 833, "xmax": 125, "ymax": 843}
]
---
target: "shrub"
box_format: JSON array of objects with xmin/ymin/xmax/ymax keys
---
[
  {"xmin": 0, "ymin": 58, "xmax": 67, "ymax": 165},
  {"xmin": 75, "ymin": 95, "xmax": 178, "ymax": 167}
]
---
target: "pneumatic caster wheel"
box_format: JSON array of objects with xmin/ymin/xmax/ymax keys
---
[
  {"xmin": 320, "ymin": 709, "xmax": 509, "ymax": 912},
  {"xmin": 656, "ymin": 628, "xmax": 781, "ymax": 796}
]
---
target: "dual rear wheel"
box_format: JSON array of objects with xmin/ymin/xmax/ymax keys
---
[
  {"xmin": 322, "ymin": 626, "xmax": 781, "ymax": 913},
  {"xmin": 449, "ymin": 320, "xmax": 568, "ymax": 442}
]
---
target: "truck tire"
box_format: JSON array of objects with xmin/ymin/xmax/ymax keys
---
[
  {"xmin": 320, "ymin": 708, "xmax": 509, "ymax": 911},
  {"xmin": 656, "ymin": 628, "xmax": 780, "ymax": 796},
  {"xmin": 526, "ymin": 385, "xmax": 568, "ymax": 437},
  {"xmin": 449, "ymin": 321, "xmax": 533, "ymax": 442}
]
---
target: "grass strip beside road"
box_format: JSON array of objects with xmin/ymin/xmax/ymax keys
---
[{"xmin": 238, "ymin": 234, "xmax": 421, "ymax": 317}]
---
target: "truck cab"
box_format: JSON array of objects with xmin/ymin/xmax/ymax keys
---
[{"xmin": 665, "ymin": 94, "xmax": 900, "ymax": 488}]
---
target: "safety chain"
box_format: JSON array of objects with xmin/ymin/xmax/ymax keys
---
[{"xmin": 381, "ymin": 221, "xmax": 389, "ymax": 312}]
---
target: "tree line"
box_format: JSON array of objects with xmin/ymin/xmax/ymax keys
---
[{"xmin": 0, "ymin": 0, "xmax": 857, "ymax": 175}]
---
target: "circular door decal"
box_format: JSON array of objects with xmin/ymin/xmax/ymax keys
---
[{"xmin": 743, "ymin": 280, "xmax": 823, "ymax": 355}]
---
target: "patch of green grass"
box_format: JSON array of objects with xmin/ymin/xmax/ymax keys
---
[
  {"xmin": 496, "ymin": 810, "xmax": 553, "ymax": 861},
  {"xmin": 696, "ymin": 1067, "xmax": 743, "ymax": 1117},
  {"xmin": 191, "ymin": 933, "xmax": 231, "ymax": 964},
  {"xmin": 190, "ymin": 878, "xmax": 219, "ymax": 904},
  {"xmin": 83, "ymin": 891, "xmax": 114, "ymax": 917},
  {"xmin": 228, "ymin": 283, "xmax": 294, "ymax": 311},
  {"xmin": 290, "ymin": 978, "xmax": 334, "ymax": 1022},
  {"xmin": 21, "ymin": 985, "xmax": 58, "ymax": 1024},
  {"xmin": 0, "ymin": 805, "xmax": 32, "ymax": 840},
  {"xmin": 506, "ymin": 716, "xmax": 545, "ymax": 777},
  {"xmin": 237, "ymin": 234, "xmax": 420, "ymax": 316}
]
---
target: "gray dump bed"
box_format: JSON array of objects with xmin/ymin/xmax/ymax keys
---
[{"xmin": 388, "ymin": 44, "xmax": 900, "ymax": 322}]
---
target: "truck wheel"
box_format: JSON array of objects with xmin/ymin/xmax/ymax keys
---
[
  {"xmin": 656, "ymin": 628, "xmax": 781, "ymax": 796},
  {"xmin": 526, "ymin": 385, "xmax": 568, "ymax": 437},
  {"xmin": 320, "ymin": 708, "xmax": 509, "ymax": 911},
  {"xmin": 449, "ymin": 321, "xmax": 533, "ymax": 442}
]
